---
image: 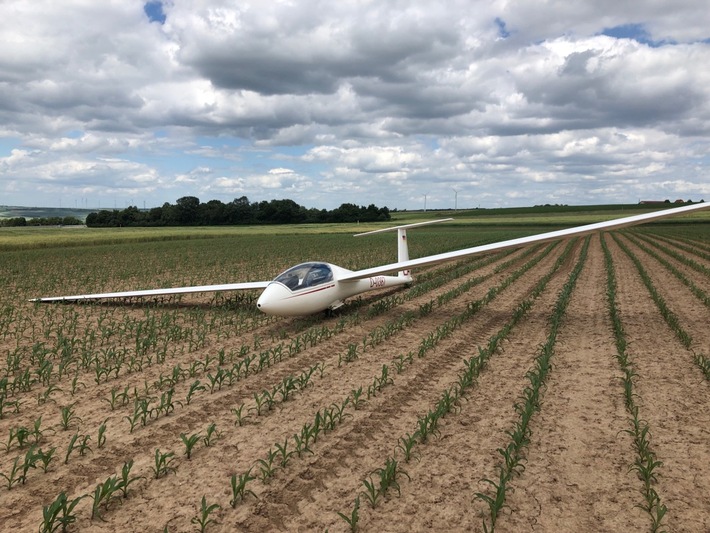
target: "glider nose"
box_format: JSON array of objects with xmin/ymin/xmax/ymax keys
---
[{"xmin": 256, "ymin": 283, "xmax": 289, "ymax": 315}]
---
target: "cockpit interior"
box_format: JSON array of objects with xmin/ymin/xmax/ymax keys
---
[{"xmin": 273, "ymin": 262, "xmax": 334, "ymax": 291}]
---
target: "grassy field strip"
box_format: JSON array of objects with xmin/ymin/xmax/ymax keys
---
[
  {"xmin": 1, "ymin": 240, "xmax": 544, "ymax": 528},
  {"xmin": 601, "ymin": 234, "xmax": 669, "ymax": 532},
  {"xmin": 336, "ymin": 240, "xmax": 581, "ymax": 531},
  {"xmin": 606, "ymin": 234, "xmax": 710, "ymax": 532}
]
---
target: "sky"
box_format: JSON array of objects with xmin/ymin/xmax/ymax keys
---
[{"xmin": 1, "ymin": 1, "xmax": 709, "ymax": 211}]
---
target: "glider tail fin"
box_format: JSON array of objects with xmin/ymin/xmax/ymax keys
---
[
  {"xmin": 392, "ymin": 226, "xmax": 411, "ymax": 279},
  {"xmin": 354, "ymin": 218, "xmax": 454, "ymax": 279}
]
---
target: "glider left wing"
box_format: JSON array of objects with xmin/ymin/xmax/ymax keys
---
[{"xmin": 31, "ymin": 281, "xmax": 270, "ymax": 303}]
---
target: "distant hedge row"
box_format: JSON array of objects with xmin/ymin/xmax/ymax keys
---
[
  {"xmin": 0, "ymin": 216, "xmax": 83, "ymax": 227},
  {"xmin": 86, "ymin": 196, "xmax": 391, "ymax": 227}
]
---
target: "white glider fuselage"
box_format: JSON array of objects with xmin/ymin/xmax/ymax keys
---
[{"xmin": 256, "ymin": 263, "xmax": 410, "ymax": 316}]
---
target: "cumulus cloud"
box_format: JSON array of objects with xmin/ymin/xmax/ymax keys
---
[{"xmin": 0, "ymin": 0, "xmax": 709, "ymax": 208}]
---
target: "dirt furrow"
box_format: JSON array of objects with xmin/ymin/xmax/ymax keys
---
[
  {"xmin": 619, "ymin": 233, "xmax": 710, "ymax": 351},
  {"xmin": 609, "ymin": 234, "xmax": 710, "ymax": 533},
  {"xmin": 359, "ymin": 243, "xmax": 581, "ymax": 533},
  {"xmin": 499, "ymin": 234, "xmax": 643, "ymax": 532}
]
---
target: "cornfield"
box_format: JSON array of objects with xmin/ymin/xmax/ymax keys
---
[{"xmin": 1, "ymin": 221, "xmax": 709, "ymax": 532}]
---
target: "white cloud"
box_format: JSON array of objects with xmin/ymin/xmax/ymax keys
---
[{"xmin": 1, "ymin": 0, "xmax": 709, "ymax": 209}]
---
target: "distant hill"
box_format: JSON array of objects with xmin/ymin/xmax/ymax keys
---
[{"xmin": 0, "ymin": 206, "xmax": 95, "ymax": 221}]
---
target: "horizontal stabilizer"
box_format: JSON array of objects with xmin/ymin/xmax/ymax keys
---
[
  {"xmin": 31, "ymin": 281, "xmax": 270, "ymax": 303},
  {"xmin": 353, "ymin": 218, "xmax": 454, "ymax": 237}
]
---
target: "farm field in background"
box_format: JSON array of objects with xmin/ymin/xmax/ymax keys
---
[{"xmin": 1, "ymin": 215, "xmax": 710, "ymax": 532}]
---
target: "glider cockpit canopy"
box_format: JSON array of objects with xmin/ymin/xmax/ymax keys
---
[{"xmin": 273, "ymin": 262, "xmax": 334, "ymax": 292}]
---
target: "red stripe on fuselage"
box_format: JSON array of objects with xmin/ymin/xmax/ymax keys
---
[{"xmin": 283, "ymin": 283, "xmax": 336, "ymax": 299}]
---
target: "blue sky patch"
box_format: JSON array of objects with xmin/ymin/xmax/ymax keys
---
[
  {"xmin": 495, "ymin": 18, "xmax": 510, "ymax": 38},
  {"xmin": 601, "ymin": 23, "xmax": 667, "ymax": 47},
  {"xmin": 144, "ymin": 1, "xmax": 166, "ymax": 24}
]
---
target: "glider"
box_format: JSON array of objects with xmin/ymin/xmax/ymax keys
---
[{"xmin": 32, "ymin": 202, "xmax": 710, "ymax": 316}]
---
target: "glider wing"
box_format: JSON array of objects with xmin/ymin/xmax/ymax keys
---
[
  {"xmin": 31, "ymin": 281, "xmax": 270, "ymax": 303},
  {"xmin": 340, "ymin": 202, "xmax": 710, "ymax": 281}
]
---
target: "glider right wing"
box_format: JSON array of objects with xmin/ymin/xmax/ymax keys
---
[{"xmin": 340, "ymin": 201, "xmax": 710, "ymax": 281}]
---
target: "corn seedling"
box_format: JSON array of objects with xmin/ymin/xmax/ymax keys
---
[
  {"xmin": 249, "ymin": 392, "xmax": 266, "ymax": 417},
  {"xmin": 261, "ymin": 389, "xmax": 276, "ymax": 411},
  {"xmin": 337, "ymin": 495, "xmax": 360, "ymax": 533},
  {"xmin": 39, "ymin": 492, "xmax": 86, "ymax": 533},
  {"xmin": 118, "ymin": 459, "xmax": 144, "ymax": 498},
  {"xmin": 78, "ymin": 434, "xmax": 92, "ymax": 456},
  {"xmin": 5, "ymin": 425, "xmax": 31, "ymax": 451},
  {"xmin": 35, "ymin": 446, "xmax": 57, "ymax": 473},
  {"xmin": 350, "ymin": 387, "xmax": 365, "ymax": 410},
  {"xmin": 125, "ymin": 410, "xmax": 142, "ymax": 434},
  {"xmin": 474, "ymin": 469, "xmax": 508, "ymax": 533},
  {"xmin": 292, "ymin": 431, "xmax": 314, "ymax": 458},
  {"xmin": 97, "ymin": 419, "xmax": 108, "ymax": 449},
  {"xmin": 231, "ymin": 404, "xmax": 249, "ymax": 426},
  {"xmin": 395, "ymin": 433, "xmax": 419, "ymax": 463},
  {"xmin": 91, "ymin": 474, "xmax": 122, "ymax": 521},
  {"xmin": 361, "ymin": 475, "xmax": 380, "ymax": 509},
  {"xmin": 185, "ymin": 380, "xmax": 206, "ymax": 405},
  {"xmin": 330, "ymin": 398, "xmax": 351, "ymax": 424},
  {"xmin": 274, "ymin": 437, "xmax": 296, "ymax": 468},
  {"xmin": 297, "ymin": 365, "xmax": 316, "ymax": 389},
  {"xmin": 229, "ymin": 468, "xmax": 257, "ymax": 507},
  {"xmin": 152, "ymin": 449, "xmax": 178, "ymax": 479},
  {"xmin": 206, "ymin": 369, "xmax": 226, "ymax": 393},
  {"xmin": 1, "ymin": 456, "xmax": 22, "ymax": 489},
  {"xmin": 155, "ymin": 388, "xmax": 181, "ymax": 417},
  {"xmin": 59, "ymin": 403, "xmax": 82, "ymax": 431},
  {"xmin": 19, "ymin": 445, "xmax": 39, "ymax": 484},
  {"xmin": 374, "ymin": 457, "xmax": 410, "ymax": 498},
  {"xmin": 191, "ymin": 496, "xmax": 220, "ymax": 533},
  {"xmin": 256, "ymin": 448, "xmax": 278, "ymax": 482},
  {"xmin": 181, "ymin": 432, "xmax": 202, "ymax": 459},
  {"xmin": 64, "ymin": 433, "xmax": 90, "ymax": 465},
  {"xmin": 203, "ymin": 423, "xmax": 220, "ymax": 446}
]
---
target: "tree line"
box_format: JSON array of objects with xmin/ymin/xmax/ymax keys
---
[
  {"xmin": 0, "ymin": 216, "xmax": 83, "ymax": 227},
  {"xmin": 85, "ymin": 196, "xmax": 391, "ymax": 227}
]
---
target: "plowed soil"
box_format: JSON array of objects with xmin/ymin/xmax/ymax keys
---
[{"xmin": 2, "ymin": 229, "xmax": 709, "ymax": 532}]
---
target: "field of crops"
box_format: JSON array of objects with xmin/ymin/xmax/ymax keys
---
[{"xmin": 1, "ymin": 219, "xmax": 710, "ymax": 532}]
